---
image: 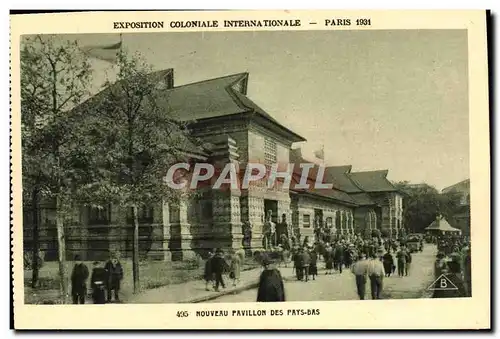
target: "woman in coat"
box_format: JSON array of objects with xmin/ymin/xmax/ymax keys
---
[
  {"xmin": 324, "ymin": 243, "xmax": 334, "ymax": 275},
  {"xmin": 257, "ymin": 255, "xmax": 286, "ymax": 302},
  {"xmin": 229, "ymin": 250, "xmax": 242, "ymax": 286},
  {"xmin": 382, "ymin": 251, "xmax": 394, "ymax": 277}
]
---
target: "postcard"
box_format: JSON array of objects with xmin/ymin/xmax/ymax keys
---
[{"xmin": 10, "ymin": 10, "xmax": 490, "ymax": 330}]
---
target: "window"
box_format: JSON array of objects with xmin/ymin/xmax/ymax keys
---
[
  {"xmin": 264, "ymin": 138, "xmax": 278, "ymax": 166},
  {"xmin": 303, "ymin": 214, "xmax": 311, "ymax": 228},
  {"xmin": 126, "ymin": 206, "xmax": 154, "ymax": 224},
  {"xmin": 88, "ymin": 206, "xmax": 109, "ymax": 225}
]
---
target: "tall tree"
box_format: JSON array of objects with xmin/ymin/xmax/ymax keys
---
[
  {"xmin": 393, "ymin": 181, "xmax": 464, "ymax": 234},
  {"xmin": 21, "ymin": 35, "xmax": 92, "ymax": 297},
  {"xmin": 82, "ymin": 50, "xmax": 198, "ymax": 293}
]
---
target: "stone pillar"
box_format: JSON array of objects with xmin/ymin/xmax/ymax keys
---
[
  {"xmin": 332, "ymin": 210, "xmax": 338, "ymax": 236},
  {"xmin": 212, "ymin": 191, "xmax": 243, "ymax": 250},
  {"xmin": 147, "ymin": 202, "xmax": 171, "ymax": 261},
  {"xmin": 243, "ymin": 195, "xmax": 265, "ymax": 251},
  {"xmin": 381, "ymin": 205, "xmax": 391, "ymax": 238},
  {"xmin": 339, "ymin": 210, "xmax": 345, "ymax": 235},
  {"xmin": 210, "ymin": 135, "xmax": 243, "ymax": 251},
  {"xmin": 169, "ymin": 199, "xmax": 195, "ymax": 261},
  {"xmin": 349, "ymin": 211, "xmax": 355, "ymax": 235}
]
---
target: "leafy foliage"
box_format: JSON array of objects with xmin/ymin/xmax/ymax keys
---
[
  {"xmin": 393, "ymin": 181, "xmax": 464, "ymax": 234},
  {"xmin": 21, "ymin": 35, "xmax": 93, "ymax": 211},
  {"xmin": 77, "ymin": 50, "xmax": 197, "ymax": 209},
  {"xmin": 21, "ymin": 35, "xmax": 93, "ymax": 298}
]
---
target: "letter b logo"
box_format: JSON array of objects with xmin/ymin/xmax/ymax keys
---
[{"xmin": 440, "ymin": 278, "xmax": 447, "ymax": 289}]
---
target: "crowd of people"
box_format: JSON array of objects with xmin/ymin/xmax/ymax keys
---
[
  {"xmin": 275, "ymin": 233, "xmax": 422, "ymax": 300},
  {"xmin": 70, "ymin": 252, "xmax": 124, "ymax": 304},
  {"xmin": 203, "ymin": 248, "xmax": 246, "ymax": 292}
]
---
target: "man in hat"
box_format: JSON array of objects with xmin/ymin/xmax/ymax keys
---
[
  {"xmin": 257, "ymin": 255, "xmax": 286, "ymax": 302},
  {"xmin": 70, "ymin": 254, "xmax": 89, "ymax": 304},
  {"xmin": 104, "ymin": 252, "xmax": 123, "ymax": 302},
  {"xmin": 211, "ymin": 248, "xmax": 228, "ymax": 292},
  {"xmin": 351, "ymin": 252, "xmax": 369, "ymax": 300}
]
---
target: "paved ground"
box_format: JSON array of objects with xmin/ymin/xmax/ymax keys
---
[
  {"xmin": 208, "ymin": 245, "xmax": 438, "ymax": 303},
  {"xmin": 128, "ymin": 265, "xmax": 297, "ymax": 304}
]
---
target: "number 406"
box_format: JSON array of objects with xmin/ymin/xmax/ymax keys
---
[{"xmin": 356, "ymin": 19, "xmax": 371, "ymax": 26}]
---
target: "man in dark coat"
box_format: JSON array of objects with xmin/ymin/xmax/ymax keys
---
[
  {"xmin": 105, "ymin": 254, "xmax": 124, "ymax": 302},
  {"xmin": 71, "ymin": 255, "xmax": 89, "ymax": 304},
  {"xmin": 257, "ymin": 255, "xmax": 286, "ymax": 302},
  {"xmin": 293, "ymin": 247, "xmax": 305, "ymax": 281},
  {"xmin": 334, "ymin": 243, "xmax": 344, "ymax": 274},
  {"xmin": 90, "ymin": 261, "xmax": 107, "ymax": 304},
  {"xmin": 204, "ymin": 250, "xmax": 215, "ymax": 291},
  {"xmin": 211, "ymin": 248, "xmax": 228, "ymax": 292}
]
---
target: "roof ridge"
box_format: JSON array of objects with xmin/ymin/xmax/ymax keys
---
[
  {"xmin": 349, "ymin": 169, "xmax": 389, "ymax": 175},
  {"xmin": 326, "ymin": 165, "xmax": 352, "ymax": 172},
  {"xmin": 442, "ymin": 178, "xmax": 470, "ymax": 191},
  {"xmin": 170, "ymin": 72, "xmax": 248, "ymax": 90}
]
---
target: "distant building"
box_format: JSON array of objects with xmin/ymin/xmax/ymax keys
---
[
  {"xmin": 23, "ymin": 70, "xmax": 404, "ymax": 261},
  {"xmin": 441, "ymin": 179, "xmax": 470, "ymax": 236}
]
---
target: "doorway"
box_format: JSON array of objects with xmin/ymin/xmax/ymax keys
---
[
  {"xmin": 264, "ymin": 199, "xmax": 278, "ymax": 223},
  {"xmin": 314, "ymin": 209, "xmax": 323, "ymax": 228}
]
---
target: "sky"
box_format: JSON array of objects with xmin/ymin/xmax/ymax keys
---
[{"xmin": 56, "ymin": 30, "xmax": 469, "ymax": 191}]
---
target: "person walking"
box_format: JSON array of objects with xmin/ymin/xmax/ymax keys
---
[
  {"xmin": 301, "ymin": 247, "xmax": 311, "ymax": 282},
  {"xmin": 229, "ymin": 249, "xmax": 242, "ymax": 286},
  {"xmin": 405, "ymin": 250, "xmax": 412, "ymax": 276},
  {"xmin": 324, "ymin": 243, "xmax": 334, "ymax": 275},
  {"xmin": 104, "ymin": 253, "xmax": 124, "ymax": 303},
  {"xmin": 70, "ymin": 254, "xmax": 89, "ymax": 304},
  {"xmin": 367, "ymin": 253, "xmax": 385, "ymax": 300},
  {"xmin": 309, "ymin": 247, "xmax": 318, "ymax": 281},
  {"xmin": 334, "ymin": 242, "xmax": 344, "ymax": 274},
  {"xmin": 204, "ymin": 250, "xmax": 215, "ymax": 291},
  {"xmin": 351, "ymin": 252, "xmax": 369, "ymax": 300},
  {"xmin": 382, "ymin": 251, "xmax": 394, "ymax": 277},
  {"xmin": 396, "ymin": 247, "xmax": 407, "ymax": 277},
  {"xmin": 257, "ymin": 255, "xmax": 286, "ymax": 302},
  {"xmin": 211, "ymin": 248, "xmax": 228, "ymax": 292}
]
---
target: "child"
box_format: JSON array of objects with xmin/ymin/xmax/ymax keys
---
[{"xmin": 90, "ymin": 261, "xmax": 107, "ymax": 304}]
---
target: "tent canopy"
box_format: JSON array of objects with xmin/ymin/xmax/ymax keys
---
[{"xmin": 425, "ymin": 216, "xmax": 461, "ymax": 233}]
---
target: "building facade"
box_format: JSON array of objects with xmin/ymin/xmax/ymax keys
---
[{"xmin": 23, "ymin": 71, "xmax": 403, "ymax": 261}]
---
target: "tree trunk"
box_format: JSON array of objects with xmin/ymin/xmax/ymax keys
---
[
  {"xmin": 31, "ymin": 188, "xmax": 40, "ymax": 288},
  {"xmin": 56, "ymin": 197, "xmax": 68, "ymax": 303},
  {"xmin": 132, "ymin": 205, "xmax": 140, "ymax": 294}
]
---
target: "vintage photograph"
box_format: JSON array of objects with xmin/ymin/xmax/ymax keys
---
[
  {"xmin": 10, "ymin": 10, "xmax": 490, "ymax": 330},
  {"xmin": 20, "ymin": 29, "xmax": 472, "ymax": 305}
]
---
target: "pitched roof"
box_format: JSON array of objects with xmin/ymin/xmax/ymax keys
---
[
  {"xmin": 289, "ymin": 149, "xmax": 356, "ymax": 205},
  {"xmin": 442, "ymin": 179, "xmax": 470, "ymax": 194},
  {"xmin": 425, "ymin": 217, "xmax": 461, "ymax": 232},
  {"xmin": 160, "ymin": 72, "xmax": 306, "ymax": 142},
  {"xmin": 349, "ymin": 192, "xmax": 376, "ymax": 206},
  {"xmin": 347, "ymin": 170, "xmax": 398, "ymax": 192},
  {"xmin": 323, "ymin": 165, "xmax": 361, "ymax": 193}
]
